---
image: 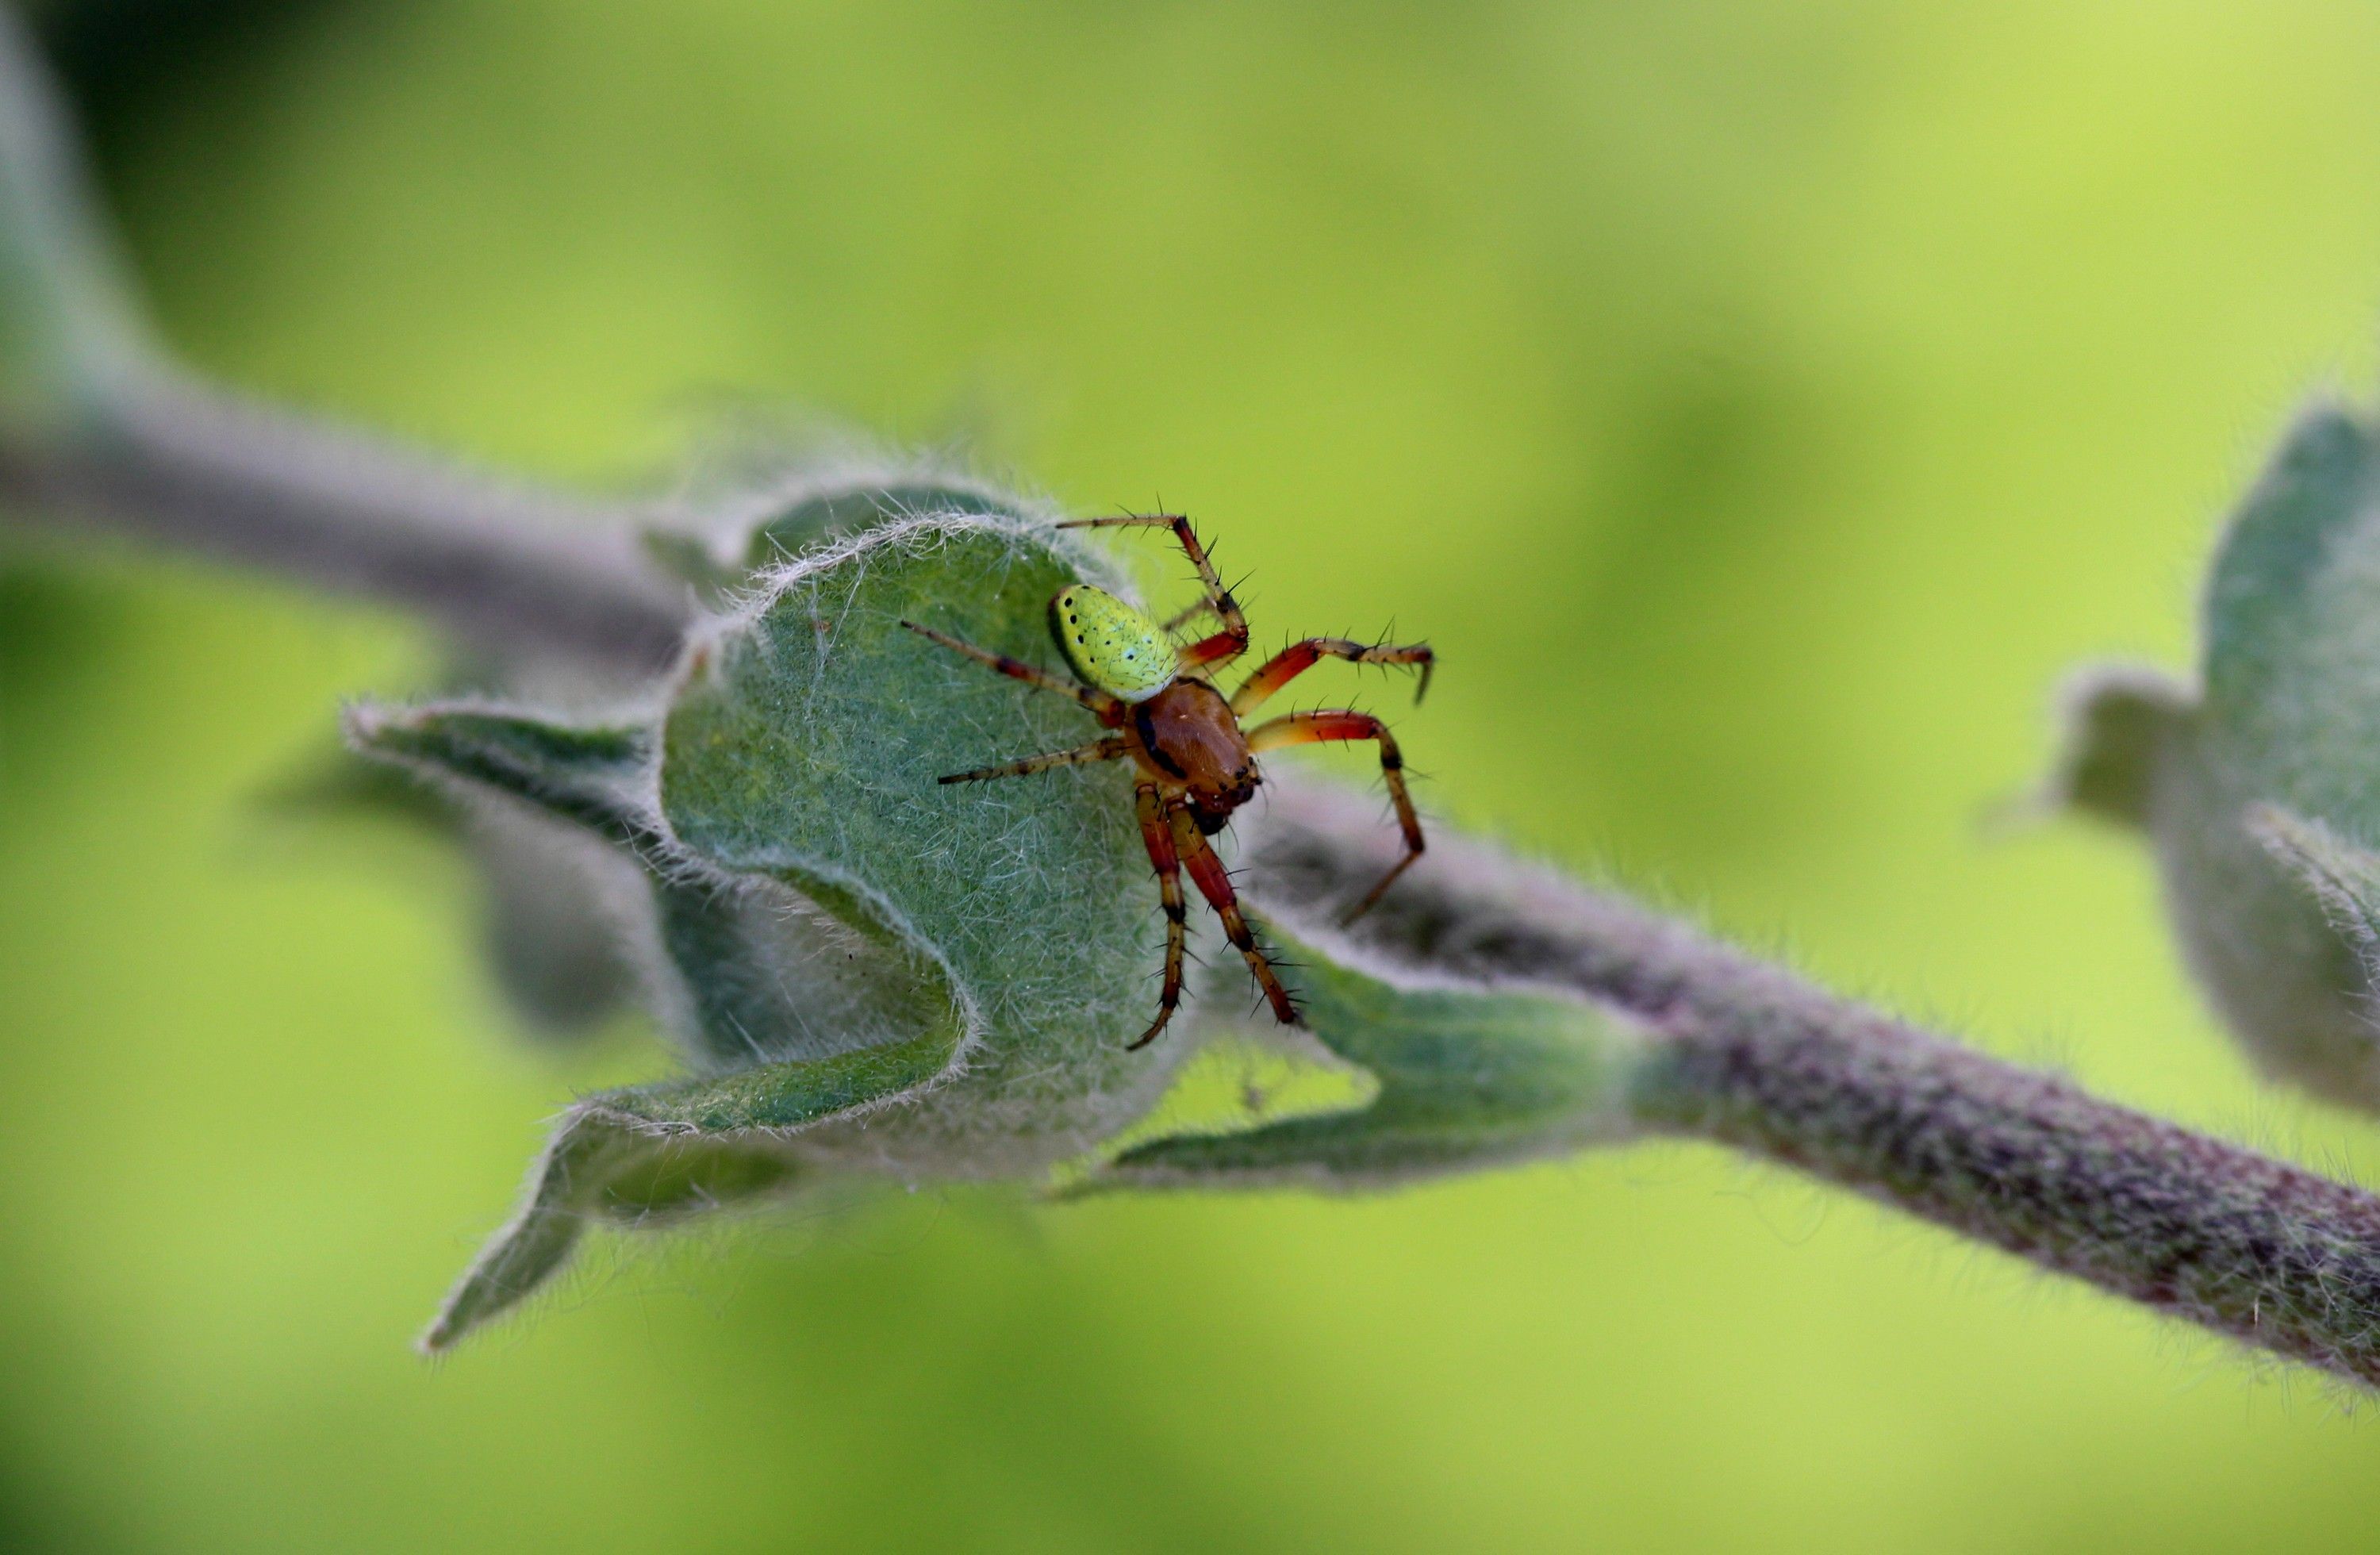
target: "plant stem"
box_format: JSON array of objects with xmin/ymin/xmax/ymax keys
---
[
  {"xmin": 0, "ymin": 371, "xmax": 691, "ymax": 672},
  {"xmin": 1251, "ymin": 783, "xmax": 2380, "ymax": 1389}
]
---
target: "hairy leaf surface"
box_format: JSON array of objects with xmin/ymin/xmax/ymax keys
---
[
  {"xmin": 1094, "ymin": 923, "xmax": 1648, "ymax": 1188},
  {"xmin": 356, "ymin": 504, "xmax": 1207, "ymax": 1346}
]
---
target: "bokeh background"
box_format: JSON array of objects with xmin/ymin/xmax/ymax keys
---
[{"xmin": 7, "ymin": 2, "xmax": 2380, "ymax": 1549}]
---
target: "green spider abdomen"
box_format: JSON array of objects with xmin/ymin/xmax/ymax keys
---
[{"xmin": 1050, "ymin": 585, "xmax": 1178, "ymax": 702}]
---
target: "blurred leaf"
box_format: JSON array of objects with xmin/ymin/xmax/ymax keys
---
[
  {"xmin": 266, "ymin": 747, "xmax": 641, "ymax": 1035},
  {"xmin": 466, "ymin": 816, "xmax": 640, "ymax": 1033},
  {"xmin": 2038, "ymin": 665, "xmax": 2192, "ymax": 830},
  {"xmin": 2248, "ymin": 804, "xmax": 2380, "ymax": 991},
  {"xmin": 2050, "ymin": 405, "xmax": 2380, "ymax": 1109}
]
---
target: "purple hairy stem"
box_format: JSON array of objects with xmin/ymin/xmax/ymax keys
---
[
  {"xmin": 1253, "ymin": 781, "xmax": 2380, "ymax": 1389},
  {"xmin": 0, "ymin": 374, "xmax": 690, "ymax": 675}
]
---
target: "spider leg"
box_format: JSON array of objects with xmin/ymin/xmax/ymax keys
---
[
  {"xmin": 1231, "ymin": 636, "xmax": 1434, "ymax": 716},
  {"xmin": 1129, "ymin": 782, "xmax": 1188, "ymax": 1049},
  {"xmin": 1247, "ymin": 710, "xmax": 1424, "ymax": 922},
  {"xmin": 939, "ymin": 735, "xmax": 1130, "ymax": 785},
  {"xmin": 1158, "ymin": 597, "xmax": 1219, "ymax": 635},
  {"xmin": 900, "ymin": 620, "xmax": 1118, "ymax": 716},
  {"xmin": 1057, "ymin": 514, "xmax": 1250, "ymax": 670},
  {"xmin": 1171, "ymin": 805, "xmax": 1299, "ymax": 1027}
]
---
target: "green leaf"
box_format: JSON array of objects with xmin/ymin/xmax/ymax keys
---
[
  {"xmin": 655, "ymin": 515, "xmax": 1188, "ymax": 1159},
  {"xmin": 418, "ymin": 1109, "xmax": 806, "ymax": 1353},
  {"xmin": 644, "ymin": 473, "xmax": 1016, "ymax": 603},
  {"xmin": 1089, "ymin": 922, "xmax": 1651, "ymax": 1188},
  {"xmin": 397, "ymin": 847, "xmax": 968, "ymax": 1349},
  {"xmin": 2039, "ymin": 665, "xmax": 2193, "ymax": 830},
  {"xmin": 2247, "ymin": 804, "xmax": 2380, "ymax": 989},
  {"xmin": 344, "ymin": 705, "xmax": 657, "ymax": 845},
  {"xmin": 359, "ymin": 505, "xmax": 1201, "ymax": 1345},
  {"xmin": 2202, "ymin": 405, "xmax": 2380, "ymax": 728},
  {"xmin": 2044, "ymin": 403, "xmax": 2380, "ymax": 1109}
]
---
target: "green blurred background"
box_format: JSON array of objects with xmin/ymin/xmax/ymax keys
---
[{"xmin": 8, "ymin": 1, "xmax": 2380, "ymax": 1549}]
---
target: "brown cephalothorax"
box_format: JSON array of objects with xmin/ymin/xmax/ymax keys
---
[
  {"xmin": 1132, "ymin": 679, "xmax": 1258, "ymax": 829},
  {"xmin": 900, "ymin": 513, "xmax": 1431, "ymax": 1046}
]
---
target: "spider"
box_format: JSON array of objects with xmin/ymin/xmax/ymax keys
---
[{"xmin": 901, "ymin": 514, "xmax": 1431, "ymax": 1048}]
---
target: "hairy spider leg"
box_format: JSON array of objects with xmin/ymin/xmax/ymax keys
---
[
  {"xmin": 939, "ymin": 735, "xmax": 1130, "ymax": 785},
  {"xmin": 1231, "ymin": 636, "xmax": 1435, "ymax": 716},
  {"xmin": 1172, "ymin": 804, "xmax": 1300, "ymax": 1026},
  {"xmin": 1248, "ymin": 710, "xmax": 1424, "ymax": 921},
  {"xmin": 899, "ymin": 620, "xmax": 1119, "ymax": 716},
  {"xmin": 1158, "ymin": 597, "xmax": 1220, "ymax": 635},
  {"xmin": 1132, "ymin": 782, "xmax": 1188, "ymax": 1048},
  {"xmin": 1155, "ymin": 570, "xmax": 1253, "ymax": 636},
  {"xmin": 1056, "ymin": 514, "xmax": 1250, "ymax": 670}
]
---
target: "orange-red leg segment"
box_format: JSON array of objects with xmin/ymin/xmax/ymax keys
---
[
  {"xmin": 1248, "ymin": 709, "xmax": 1424, "ymax": 921},
  {"xmin": 1230, "ymin": 637, "xmax": 1434, "ymax": 716},
  {"xmin": 1131, "ymin": 783, "xmax": 1188, "ymax": 1049},
  {"xmin": 1172, "ymin": 805, "xmax": 1299, "ymax": 1027},
  {"xmin": 1058, "ymin": 514, "xmax": 1250, "ymax": 670}
]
